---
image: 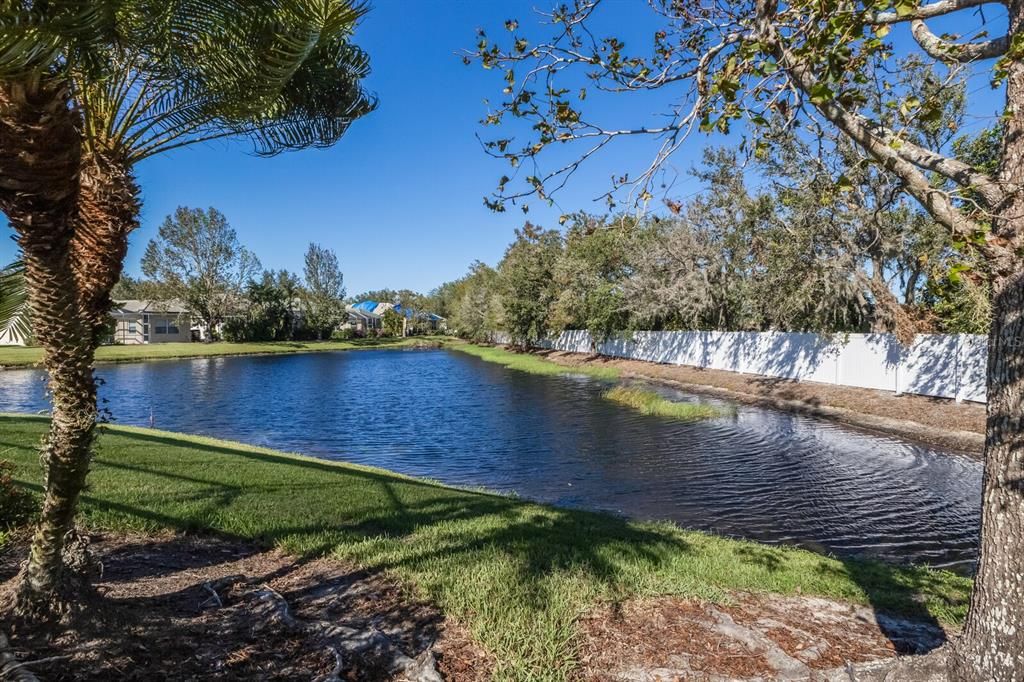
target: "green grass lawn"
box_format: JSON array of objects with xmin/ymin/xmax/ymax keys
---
[
  {"xmin": 447, "ymin": 341, "xmax": 621, "ymax": 380},
  {"xmin": 0, "ymin": 415, "xmax": 970, "ymax": 680},
  {"xmin": 0, "ymin": 336, "xmax": 432, "ymax": 368},
  {"xmin": 604, "ymin": 385, "xmax": 729, "ymax": 421}
]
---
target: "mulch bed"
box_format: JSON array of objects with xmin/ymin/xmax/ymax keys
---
[
  {"xmin": 578, "ymin": 592, "xmax": 947, "ymax": 681},
  {"xmin": 0, "ymin": 533, "xmax": 492, "ymax": 681},
  {"xmin": 580, "ymin": 599, "xmax": 775, "ymax": 680}
]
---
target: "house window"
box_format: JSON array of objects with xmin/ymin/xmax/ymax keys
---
[
  {"xmin": 128, "ymin": 321, "xmax": 137, "ymax": 334},
  {"xmin": 155, "ymin": 322, "xmax": 168, "ymax": 334},
  {"xmin": 168, "ymin": 324, "xmax": 180, "ymax": 334}
]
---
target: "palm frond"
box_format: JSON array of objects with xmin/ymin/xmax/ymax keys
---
[
  {"xmin": 0, "ymin": 1, "xmax": 120, "ymax": 77},
  {"xmin": 0, "ymin": 260, "xmax": 30, "ymax": 343},
  {"xmin": 3, "ymin": 1, "xmax": 376, "ymax": 159},
  {"xmin": 70, "ymin": 0, "xmax": 376, "ymax": 160}
]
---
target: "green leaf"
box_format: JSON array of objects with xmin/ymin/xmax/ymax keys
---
[
  {"xmin": 919, "ymin": 105, "xmax": 943, "ymax": 123},
  {"xmin": 894, "ymin": 0, "xmax": 918, "ymax": 17},
  {"xmin": 809, "ymin": 83, "xmax": 834, "ymax": 105},
  {"xmin": 899, "ymin": 95, "xmax": 921, "ymax": 117}
]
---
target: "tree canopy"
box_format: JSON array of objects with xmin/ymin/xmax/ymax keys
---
[
  {"xmin": 470, "ymin": 2, "xmax": 1024, "ymax": 677},
  {"xmin": 141, "ymin": 206, "xmax": 261, "ymax": 339},
  {"xmin": 302, "ymin": 243, "xmax": 347, "ymax": 339}
]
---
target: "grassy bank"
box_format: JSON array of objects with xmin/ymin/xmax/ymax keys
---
[
  {"xmin": 450, "ymin": 344, "xmax": 726, "ymax": 420},
  {"xmin": 1, "ymin": 415, "xmax": 970, "ymax": 679},
  {"xmin": 448, "ymin": 342, "xmax": 620, "ymax": 380},
  {"xmin": 0, "ymin": 336, "xmax": 432, "ymax": 368},
  {"xmin": 604, "ymin": 385, "xmax": 728, "ymax": 421}
]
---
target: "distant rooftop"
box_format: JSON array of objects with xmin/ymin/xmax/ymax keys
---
[
  {"xmin": 345, "ymin": 304, "xmax": 381, "ymax": 319},
  {"xmin": 112, "ymin": 299, "xmax": 190, "ymax": 315},
  {"xmin": 351, "ymin": 300, "xmax": 379, "ymax": 313}
]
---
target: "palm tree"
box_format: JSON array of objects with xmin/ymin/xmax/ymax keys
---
[{"xmin": 0, "ymin": 0, "xmax": 375, "ymax": 618}]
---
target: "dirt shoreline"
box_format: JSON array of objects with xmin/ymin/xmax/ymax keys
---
[{"xmin": 528, "ymin": 348, "xmax": 986, "ymax": 456}]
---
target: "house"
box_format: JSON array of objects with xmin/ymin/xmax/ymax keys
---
[
  {"xmin": 390, "ymin": 304, "xmax": 446, "ymax": 332},
  {"xmin": 422, "ymin": 312, "xmax": 447, "ymax": 332},
  {"xmin": 350, "ymin": 300, "xmax": 445, "ymax": 334},
  {"xmin": 110, "ymin": 300, "xmax": 192, "ymax": 344},
  {"xmin": 343, "ymin": 304, "xmax": 381, "ymax": 334}
]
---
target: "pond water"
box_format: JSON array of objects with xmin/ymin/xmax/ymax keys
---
[{"xmin": 0, "ymin": 348, "xmax": 981, "ymax": 570}]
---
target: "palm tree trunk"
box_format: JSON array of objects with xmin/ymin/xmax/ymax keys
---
[
  {"xmin": 14, "ymin": 248, "xmax": 97, "ymax": 614},
  {"xmin": 72, "ymin": 154, "xmax": 140, "ymax": 339},
  {"xmin": 1, "ymin": 78, "xmax": 139, "ymax": 617},
  {"xmin": 13, "ymin": 156, "xmax": 138, "ymax": 617},
  {"xmin": 948, "ymin": 4, "xmax": 1024, "ymax": 675},
  {"xmin": 0, "ymin": 77, "xmax": 94, "ymax": 616}
]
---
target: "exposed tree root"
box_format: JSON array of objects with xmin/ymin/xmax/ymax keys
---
[
  {"xmin": 826, "ymin": 647, "xmax": 950, "ymax": 681},
  {"xmin": 203, "ymin": 575, "xmax": 444, "ymax": 681},
  {"xmin": 584, "ymin": 595, "xmax": 954, "ymax": 682},
  {"xmin": 0, "ymin": 634, "xmax": 42, "ymax": 682}
]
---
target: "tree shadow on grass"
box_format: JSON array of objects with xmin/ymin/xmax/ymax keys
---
[
  {"xmin": 6, "ymin": 419, "xmax": 969, "ymax": 656},
  {"xmin": 818, "ymin": 560, "xmax": 955, "ymax": 653},
  {"xmin": 71, "ymin": 431, "xmax": 694, "ymax": 613}
]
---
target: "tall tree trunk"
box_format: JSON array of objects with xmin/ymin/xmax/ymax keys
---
[
  {"xmin": 949, "ymin": 3, "xmax": 1024, "ymax": 676},
  {"xmin": 0, "ymin": 77, "xmax": 91, "ymax": 616},
  {"xmin": 1, "ymin": 77, "xmax": 140, "ymax": 616},
  {"xmin": 950, "ymin": 269, "xmax": 1024, "ymax": 680},
  {"xmin": 13, "ymin": 245, "xmax": 97, "ymax": 616},
  {"xmin": 72, "ymin": 153, "xmax": 140, "ymax": 339}
]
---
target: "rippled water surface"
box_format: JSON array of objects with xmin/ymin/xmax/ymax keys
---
[{"xmin": 0, "ymin": 348, "xmax": 981, "ymax": 569}]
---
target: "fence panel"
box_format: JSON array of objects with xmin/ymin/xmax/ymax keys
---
[
  {"xmin": 488, "ymin": 329, "xmax": 987, "ymax": 403},
  {"xmin": 835, "ymin": 334, "xmax": 901, "ymax": 393}
]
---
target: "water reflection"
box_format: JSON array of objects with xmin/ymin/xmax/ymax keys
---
[{"xmin": 0, "ymin": 348, "xmax": 981, "ymax": 569}]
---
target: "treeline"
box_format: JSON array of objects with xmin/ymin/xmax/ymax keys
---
[
  {"xmin": 116, "ymin": 207, "xmax": 349, "ymax": 342},
  {"xmin": 117, "ymin": 206, "xmax": 451, "ymax": 342},
  {"xmin": 432, "ymin": 134, "xmax": 993, "ymax": 345}
]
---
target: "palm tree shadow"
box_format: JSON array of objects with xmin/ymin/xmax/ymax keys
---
[{"xmin": 7, "ymin": 420, "xmax": 968, "ymax": 655}]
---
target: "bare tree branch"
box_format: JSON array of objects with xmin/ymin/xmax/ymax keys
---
[
  {"xmin": 910, "ymin": 19, "xmax": 1009, "ymax": 61},
  {"xmin": 868, "ymin": 0, "xmax": 1000, "ymax": 24},
  {"xmin": 754, "ymin": 0, "xmax": 989, "ymax": 245}
]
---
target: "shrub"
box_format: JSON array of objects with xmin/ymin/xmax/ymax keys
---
[
  {"xmin": 381, "ymin": 308, "xmax": 404, "ymax": 337},
  {"xmin": 220, "ymin": 317, "xmax": 249, "ymax": 342},
  {"xmin": 331, "ymin": 327, "xmax": 356, "ymax": 341}
]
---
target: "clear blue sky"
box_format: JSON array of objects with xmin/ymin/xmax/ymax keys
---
[{"xmin": 0, "ymin": 1, "xmax": 1007, "ymax": 294}]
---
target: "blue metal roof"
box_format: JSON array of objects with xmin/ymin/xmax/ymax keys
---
[{"xmin": 352, "ymin": 300, "xmax": 443, "ymax": 322}]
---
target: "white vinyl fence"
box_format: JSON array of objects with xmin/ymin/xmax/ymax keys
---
[{"xmin": 491, "ymin": 330, "xmax": 988, "ymax": 404}]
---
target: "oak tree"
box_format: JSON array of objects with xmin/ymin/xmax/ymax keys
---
[{"xmin": 473, "ymin": 1, "xmax": 1024, "ymax": 677}]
